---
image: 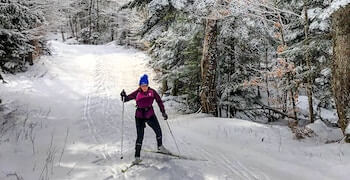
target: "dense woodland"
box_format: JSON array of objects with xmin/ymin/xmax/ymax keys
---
[{"xmin": 1, "ymin": 0, "xmax": 349, "ymax": 142}]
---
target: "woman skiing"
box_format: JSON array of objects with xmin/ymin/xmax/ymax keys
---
[{"xmin": 120, "ymin": 74, "xmax": 170, "ymax": 164}]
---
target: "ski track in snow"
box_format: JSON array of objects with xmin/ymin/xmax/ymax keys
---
[{"xmin": 1, "ymin": 41, "xmax": 349, "ymax": 180}]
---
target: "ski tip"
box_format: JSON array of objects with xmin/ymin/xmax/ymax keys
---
[{"xmin": 121, "ymin": 160, "xmax": 143, "ymax": 173}]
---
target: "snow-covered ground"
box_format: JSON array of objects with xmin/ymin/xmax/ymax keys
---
[{"xmin": 0, "ymin": 41, "xmax": 349, "ymax": 180}]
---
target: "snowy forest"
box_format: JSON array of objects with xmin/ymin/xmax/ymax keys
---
[{"xmin": 1, "ymin": 0, "xmax": 350, "ymax": 179}]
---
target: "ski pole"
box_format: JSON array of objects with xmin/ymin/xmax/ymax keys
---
[
  {"xmin": 120, "ymin": 93, "xmax": 125, "ymax": 159},
  {"xmin": 165, "ymin": 120, "xmax": 181, "ymax": 155}
]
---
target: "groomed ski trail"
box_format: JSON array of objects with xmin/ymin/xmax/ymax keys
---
[{"xmin": 1, "ymin": 41, "xmax": 349, "ymax": 180}]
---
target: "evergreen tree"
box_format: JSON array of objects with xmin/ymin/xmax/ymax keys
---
[
  {"xmin": 0, "ymin": 1, "xmax": 44, "ymax": 73},
  {"xmin": 273, "ymin": 0, "xmax": 334, "ymax": 124}
]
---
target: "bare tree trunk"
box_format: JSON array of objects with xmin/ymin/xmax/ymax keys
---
[
  {"xmin": 289, "ymin": 73, "xmax": 298, "ymax": 120},
  {"xmin": 332, "ymin": 4, "xmax": 350, "ymax": 142},
  {"xmin": 161, "ymin": 79, "xmax": 168, "ymax": 96},
  {"xmin": 200, "ymin": 19, "xmax": 218, "ymax": 116},
  {"xmin": 283, "ymin": 90, "xmax": 287, "ymax": 113},
  {"xmin": 96, "ymin": 0, "xmax": 100, "ymax": 32},
  {"xmin": 257, "ymin": 60, "xmax": 261, "ymax": 98},
  {"xmin": 61, "ymin": 26, "xmax": 65, "ymax": 42},
  {"xmin": 265, "ymin": 47, "xmax": 272, "ymax": 119},
  {"xmin": 226, "ymin": 62, "xmax": 230, "ymax": 118},
  {"xmin": 303, "ymin": 3, "xmax": 315, "ymax": 123},
  {"xmin": 171, "ymin": 79, "xmax": 178, "ymax": 96},
  {"xmin": 227, "ymin": 105, "xmax": 230, "ymax": 118},
  {"xmin": 69, "ymin": 15, "xmax": 75, "ymax": 37},
  {"xmin": 89, "ymin": 0, "xmax": 93, "ymax": 40},
  {"xmin": 277, "ymin": 13, "xmax": 288, "ymax": 114},
  {"xmin": 75, "ymin": 17, "xmax": 79, "ymax": 40},
  {"xmin": 0, "ymin": 72, "xmax": 6, "ymax": 83},
  {"xmin": 111, "ymin": 28, "xmax": 114, "ymax": 41}
]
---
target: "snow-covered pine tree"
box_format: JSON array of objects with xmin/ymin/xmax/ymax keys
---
[
  {"xmin": 124, "ymin": 0, "xmax": 276, "ymax": 117},
  {"xmin": 0, "ymin": 1, "xmax": 44, "ymax": 73},
  {"xmin": 266, "ymin": 0, "xmax": 334, "ymax": 125},
  {"xmin": 215, "ymin": 0, "xmax": 299, "ymax": 121},
  {"xmin": 216, "ymin": 14, "xmax": 271, "ymax": 119},
  {"xmin": 121, "ymin": 0, "xmax": 339, "ymax": 126},
  {"xmin": 123, "ymin": 0, "xmax": 208, "ymax": 112}
]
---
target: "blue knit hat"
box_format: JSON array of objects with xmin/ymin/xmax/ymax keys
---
[{"xmin": 139, "ymin": 74, "xmax": 149, "ymax": 85}]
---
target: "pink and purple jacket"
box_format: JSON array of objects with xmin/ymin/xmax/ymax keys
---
[{"xmin": 125, "ymin": 87, "xmax": 165, "ymax": 119}]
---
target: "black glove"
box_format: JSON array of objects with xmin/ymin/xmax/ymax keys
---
[
  {"xmin": 120, "ymin": 90, "xmax": 127, "ymax": 102},
  {"xmin": 162, "ymin": 112, "xmax": 168, "ymax": 120}
]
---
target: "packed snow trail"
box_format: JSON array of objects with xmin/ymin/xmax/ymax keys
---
[{"xmin": 0, "ymin": 41, "xmax": 349, "ymax": 180}]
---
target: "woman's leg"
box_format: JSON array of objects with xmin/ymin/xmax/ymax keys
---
[
  {"xmin": 146, "ymin": 116, "xmax": 162, "ymax": 147},
  {"xmin": 135, "ymin": 118, "xmax": 146, "ymax": 157}
]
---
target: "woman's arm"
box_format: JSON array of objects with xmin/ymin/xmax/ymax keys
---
[
  {"xmin": 153, "ymin": 89, "xmax": 165, "ymax": 113},
  {"xmin": 125, "ymin": 89, "xmax": 139, "ymax": 102}
]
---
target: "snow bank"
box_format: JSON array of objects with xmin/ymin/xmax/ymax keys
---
[
  {"xmin": 297, "ymin": 95, "xmax": 338, "ymax": 124},
  {"xmin": 307, "ymin": 120, "xmax": 343, "ymax": 142}
]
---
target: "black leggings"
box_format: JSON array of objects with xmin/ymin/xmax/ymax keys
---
[{"xmin": 135, "ymin": 115, "xmax": 162, "ymax": 157}]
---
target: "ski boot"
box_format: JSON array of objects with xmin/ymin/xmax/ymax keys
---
[
  {"xmin": 157, "ymin": 145, "xmax": 171, "ymax": 154},
  {"xmin": 132, "ymin": 157, "xmax": 142, "ymax": 165}
]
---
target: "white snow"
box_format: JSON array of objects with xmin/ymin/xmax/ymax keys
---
[
  {"xmin": 320, "ymin": 67, "xmax": 331, "ymax": 77},
  {"xmin": 307, "ymin": 120, "xmax": 343, "ymax": 142},
  {"xmin": 309, "ymin": 20, "xmax": 330, "ymax": 32},
  {"xmin": 320, "ymin": 0, "xmax": 350, "ymax": 20},
  {"xmin": 170, "ymin": 0, "xmax": 187, "ymax": 10},
  {"xmin": 297, "ymin": 95, "xmax": 338, "ymax": 124},
  {"xmin": 308, "ymin": 8, "xmax": 323, "ymax": 21},
  {"xmin": 148, "ymin": 0, "xmax": 170, "ymax": 15},
  {"xmin": 346, "ymin": 125, "xmax": 350, "ymax": 134},
  {"xmin": 0, "ymin": 41, "xmax": 350, "ymax": 180}
]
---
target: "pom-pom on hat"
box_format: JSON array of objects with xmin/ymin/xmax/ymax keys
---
[{"xmin": 139, "ymin": 74, "xmax": 149, "ymax": 86}]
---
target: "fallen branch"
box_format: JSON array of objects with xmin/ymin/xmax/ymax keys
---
[
  {"xmin": 6, "ymin": 172, "xmax": 23, "ymax": 180},
  {"xmin": 253, "ymin": 102, "xmax": 309, "ymax": 122}
]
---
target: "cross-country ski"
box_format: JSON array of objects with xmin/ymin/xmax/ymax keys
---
[
  {"xmin": 143, "ymin": 149, "xmax": 208, "ymax": 161},
  {"xmin": 121, "ymin": 160, "xmax": 144, "ymax": 173}
]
